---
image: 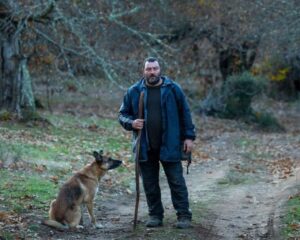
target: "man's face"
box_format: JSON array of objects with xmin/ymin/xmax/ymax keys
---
[{"xmin": 144, "ymin": 61, "xmax": 161, "ymax": 84}]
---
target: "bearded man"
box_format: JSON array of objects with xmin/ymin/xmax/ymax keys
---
[{"xmin": 119, "ymin": 57, "xmax": 196, "ymax": 228}]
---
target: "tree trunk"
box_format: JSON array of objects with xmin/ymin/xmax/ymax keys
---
[
  {"xmin": 219, "ymin": 40, "xmax": 259, "ymax": 81},
  {"xmin": 219, "ymin": 47, "xmax": 255, "ymax": 81},
  {"xmin": 0, "ymin": 33, "xmax": 35, "ymax": 119}
]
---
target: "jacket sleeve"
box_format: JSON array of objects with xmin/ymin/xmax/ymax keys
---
[
  {"xmin": 174, "ymin": 84, "xmax": 196, "ymax": 141},
  {"xmin": 118, "ymin": 89, "xmax": 134, "ymax": 131}
]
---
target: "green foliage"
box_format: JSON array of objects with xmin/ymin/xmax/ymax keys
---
[
  {"xmin": 200, "ymin": 72, "xmax": 284, "ymax": 131},
  {"xmin": 217, "ymin": 170, "xmax": 250, "ymax": 186},
  {"xmin": 0, "ymin": 110, "xmax": 12, "ymax": 121},
  {"xmin": 221, "ymin": 72, "xmax": 266, "ymax": 118},
  {"xmin": 251, "ymin": 111, "xmax": 285, "ymax": 132},
  {"xmin": 200, "ymin": 72, "xmax": 267, "ymax": 118},
  {"xmin": 0, "ymin": 169, "xmax": 57, "ymax": 213},
  {"xmin": 0, "ymin": 142, "xmax": 23, "ymax": 163},
  {"xmin": 258, "ymin": 55, "xmax": 300, "ymax": 101},
  {"xmin": 0, "ymin": 231, "xmax": 14, "ymax": 240},
  {"xmin": 282, "ymin": 195, "xmax": 300, "ymax": 238},
  {"xmin": 0, "ymin": 112, "xmax": 131, "ymax": 214},
  {"xmin": 0, "ymin": 137, "xmax": 71, "ymax": 172},
  {"xmin": 20, "ymin": 110, "xmax": 41, "ymax": 122}
]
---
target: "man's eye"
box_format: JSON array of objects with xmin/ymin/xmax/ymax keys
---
[{"xmin": 146, "ymin": 67, "xmax": 158, "ymax": 71}]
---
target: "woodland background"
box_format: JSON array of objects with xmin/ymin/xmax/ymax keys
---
[
  {"xmin": 0, "ymin": 1, "xmax": 300, "ymax": 240},
  {"xmin": 0, "ymin": 0, "xmax": 300, "ymax": 118}
]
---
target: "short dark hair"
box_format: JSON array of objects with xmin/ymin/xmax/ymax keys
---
[{"xmin": 144, "ymin": 57, "xmax": 159, "ymax": 65}]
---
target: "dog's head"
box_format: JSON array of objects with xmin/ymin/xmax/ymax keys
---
[{"xmin": 93, "ymin": 150, "xmax": 122, "ymax": 171}]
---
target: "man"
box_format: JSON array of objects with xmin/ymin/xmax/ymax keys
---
[{"xmin": 118, "ymin": 57, "xmax": 196, "ymax": 229}]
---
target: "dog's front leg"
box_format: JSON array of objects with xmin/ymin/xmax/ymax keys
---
[
  {"xmin": 86, "ymin": 202, "xmax": 103, "ymax": 229},
  {"xmin": 80, "ymin": 205, "xmax": 84, "ymax": 226}
]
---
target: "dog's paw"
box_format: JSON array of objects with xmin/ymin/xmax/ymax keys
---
[
  {"xmin": 76, "ymin": 225, "xmax": 84, "ymax": 229},
  {"xmin": 92, "ymin": 223, "xmax": 103, "ymax": 229}
]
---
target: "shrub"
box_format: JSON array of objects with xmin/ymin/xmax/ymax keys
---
[
  {"xmin": 199, "ymin": 71, "xmax": 266, "ymax": 118},
  {"xmin": 199, "ymin": 72, "xmax": 284, "ymax": 131},
  {"xmin": 255, "ymin": 55, "xmax": 300, "ymax": 101},
  {"xmin": 250, "ymin": 111, "xmax": 285, "ymax": 132},
  {"xmin": 221, "ymin": 72, "xmax": 266, "ymax": 118}
]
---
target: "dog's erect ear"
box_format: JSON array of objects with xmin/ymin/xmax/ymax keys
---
[{"xmin": 93, "ymin": 151, "xmax": 103, "ymax": 162}]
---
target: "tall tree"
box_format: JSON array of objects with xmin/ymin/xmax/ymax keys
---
[
  {"xmin": 0, "ymin": 0, "xmax": 55, "ymax": 119},
  {"xmin": 0, "ymin": 0, "xmax": 175, "ymax": 119}
]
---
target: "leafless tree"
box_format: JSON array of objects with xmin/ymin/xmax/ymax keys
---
[
  {"xmin": 0, "ymin": 0, "xmax": 56, "ymax": 119},
  {"xmin": 1, "ymin": 0, "xmax": 299, "ymax": 119},
  {"xmin": 0, "ymin": 0, "xmax": 172, "ymax": 118}
]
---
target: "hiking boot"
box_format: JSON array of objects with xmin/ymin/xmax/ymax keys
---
[
  {"xmin": 175, "ymin": 218, "xmax": 192, "ymax": 229},
  {"xmin": 145, "ymin": 216, "xmax": 163, "ymax": 227}
]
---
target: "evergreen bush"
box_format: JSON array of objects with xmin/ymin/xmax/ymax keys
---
[
  {"xmin": 222, "ymin": 72, "xmax": 266, "ymax": 118},
  {"xmin": 199, "ymin": 72, "xmax": 284, "ymax": 131}
]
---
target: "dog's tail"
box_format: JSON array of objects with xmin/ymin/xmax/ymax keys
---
[{"xmin": 42, "ymin": 219, "xmax": 69, "ymax": 231}]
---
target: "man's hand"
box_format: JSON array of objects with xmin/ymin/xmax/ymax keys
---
[
  {"xmin": 183, "ymin": 139, "xmax": 194, "ymax": 153},
  {"xmin": 132, "ymin": 119, "xmax": 144, "ymax": 130}
]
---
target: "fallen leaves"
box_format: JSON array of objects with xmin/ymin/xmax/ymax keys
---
[
  {"xmin": 289, "ymin": 223, "xmax": 300, "ymax": 231},
  {"xmin": 34, "ymin": 164, "xmax": 47, "ymax": 173},
  {"xmin": 88, "ymin": 124, "xmax": 98, "ymax": 131},
  {"xmin": 49, "ymin": 175, "xmax": 59, "ymax": 184},
  {"xmin": 289, "ymin": 193, "xmax": 300, "ymax": 200},
  {"xmin": 0, "ymin": 211, "xmax": 21, "ymax": 225},
  {"xmin": 267, "ymin": 157, "xmax": 295, "ymax": 179},
  {"xmin": 0, "ymin": 211, "xmax": 10, "ymax": 222},
  {"xmin": 234, "ymin": 164, "xmax": 256, "ymax": 174}
]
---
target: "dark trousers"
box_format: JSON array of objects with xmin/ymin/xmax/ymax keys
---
[{"xmin": 139, "ymin": 149, "xmax": 192, "ymax": 220}]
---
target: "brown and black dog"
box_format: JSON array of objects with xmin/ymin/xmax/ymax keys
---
[{"xmin": 42, "ymin": 150, "xmax": 122, "ymax": 230}]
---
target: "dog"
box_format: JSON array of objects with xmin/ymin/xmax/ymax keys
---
[{"xmin": 42, "ymin": 150, "xmax": 122, "ymax": 230}]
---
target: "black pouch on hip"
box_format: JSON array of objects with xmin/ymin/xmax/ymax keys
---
[{"xmin": 180, "ymin": 146, "xmax": 192, "ymax": 174}]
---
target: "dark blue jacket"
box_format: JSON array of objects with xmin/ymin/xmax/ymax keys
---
[{"xmin": 119, "ymin": 76, "xmax": 196, "ymax": 162}]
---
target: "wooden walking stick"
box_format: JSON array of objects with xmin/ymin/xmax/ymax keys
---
[{"xmin": 133, "ymin": 91, "xmax": 144, "ymax": 229}]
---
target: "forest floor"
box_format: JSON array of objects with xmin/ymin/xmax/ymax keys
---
[{"xmin": 0, "ymin": 94, "xmax": 300, "ymax": 240}]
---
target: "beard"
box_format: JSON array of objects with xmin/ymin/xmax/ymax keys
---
[{"xmin": 145, "ymin": 75, "xmax": 160, "ymax": 85}]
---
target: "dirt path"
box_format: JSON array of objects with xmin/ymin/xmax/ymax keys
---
[
  {"xmin": 0, "ymin": 97, "xmax": 285, "ymax": 240},
  {"xmin": 31, "ymin": 114, "xmax": 300, "ymax": 240},
  {"xmin": 183, "ymin": 116, "xmax": 300, "ymax": 239},
  {"xmin": 157, "ymin": 118, "xmax": 299, "ymax": 239},
  {"xmin": 185, "ymin": 160, "xmax": 300, "ymax": 239}
]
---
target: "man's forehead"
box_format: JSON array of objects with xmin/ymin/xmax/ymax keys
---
[{"xmin": 144, "ymin": 61, "xmax": 160, "ymax": 68}]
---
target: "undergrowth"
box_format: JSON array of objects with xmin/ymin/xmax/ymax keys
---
[
  {"xmin": 0, "ymin": 169, "xmax": 57, "ymax": 213},
  {"xmin": 0, "ymin": 112, "xmax": 131, "ymax": 214},
  {"xmin": 282, "ymin": 195, "xmax": 300, "ymax": 239}
]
